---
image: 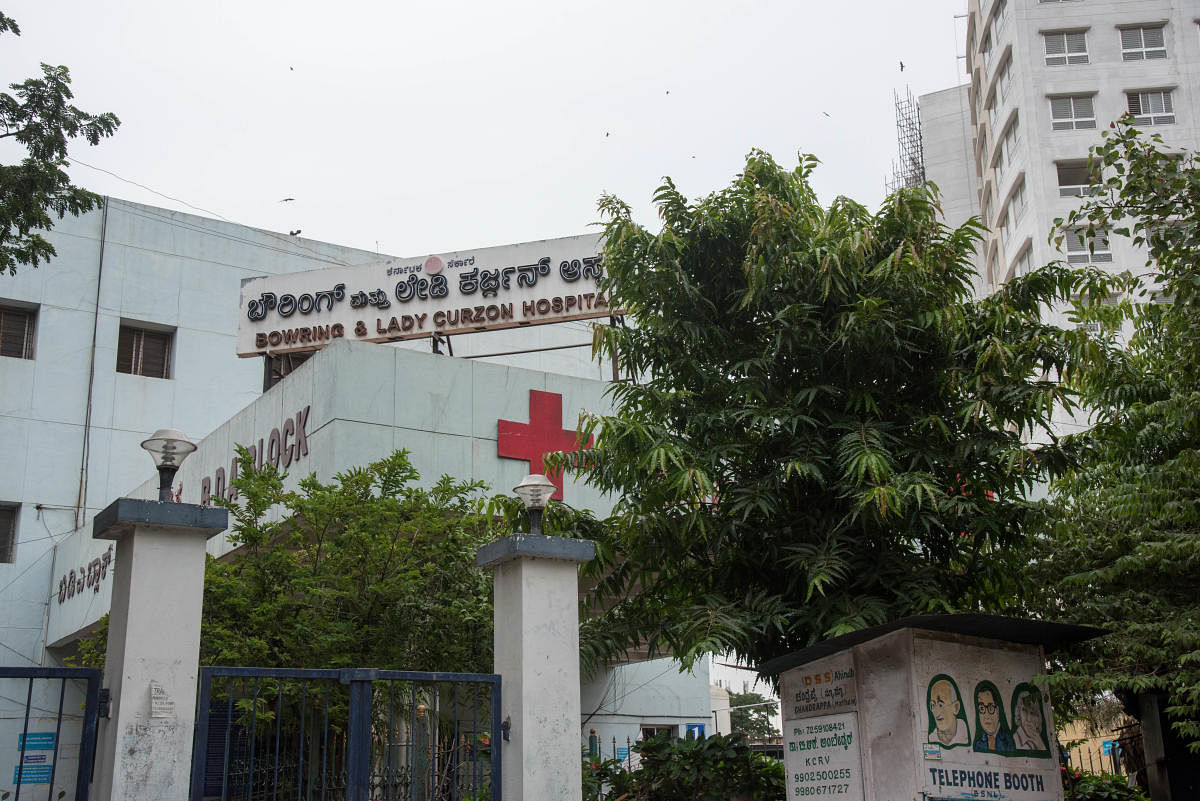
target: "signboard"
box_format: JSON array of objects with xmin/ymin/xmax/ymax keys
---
[
  {"xmin": 785, "ymin": 712, "xmax": 863, "ymax": 801},
  {"xmin": 17, "ymin": 732, "xmax": 56, "ymax": 750},
  {"xmin": 781, "ymin": 656, "xmax": 865, "ymax": 801},
  {"xmin": 916, "ymin": 638, "xmax": 1058, "ymax": 801},
  {"xmin": 150, "ymin": 682, "xmax": 175, "ymax": 718},
  {"xmin": 13, "ymin": 764, "xmax": 53, "ymax": 784},
  {"xmin": 237, "ymin": 234, "xmax": 615, "ymax": 357}
]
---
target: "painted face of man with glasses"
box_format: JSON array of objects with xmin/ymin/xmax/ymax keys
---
[{"xmin": 972, "ymin": 685, "xmax": 1014, "ymax": 753}]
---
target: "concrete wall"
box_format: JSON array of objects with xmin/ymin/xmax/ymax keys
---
[
  {"xmin": 44, "ymin": 339, "xmax": 615, "ymax": 646},
  {"xmin": 582, "ymin": 657, "xmax": 714, "ymax": 760},
  {"xmin": 0, "ymin": 198, "xmax": 388, "ymax": 666},
  {"xmin": 921, "ymin": 84, "xmax": 987, "ymax": 298}
]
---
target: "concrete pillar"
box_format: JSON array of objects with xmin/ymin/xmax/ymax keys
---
[
  {"xmin": 477, "ymin": 533, "xmax": 594, "ymax": 801},
  {"xmin": 90, "ymin": 498, "xmax": 228, "ymax": 801}
]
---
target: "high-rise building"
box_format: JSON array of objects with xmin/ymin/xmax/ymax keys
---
[{"xmin": 922, "ymin": 0, "xmax": 1200, "ymax": 300}]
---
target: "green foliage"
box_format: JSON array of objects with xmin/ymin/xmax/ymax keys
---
[
  {"xmin": 582, "ymin": 750, "xmax": 629, "ymax": 801},
  {"xmin": 1032, "ymin": 120, "xmax": 1200, "ymax": 751},
  {"xmin": 65, "ymin": 614, "xmax": 107, "ymax": 670},
  {"xmin": 600, "ymin": 733, "xmax": 783, "ymax": 801},
  {"xmin": 1063, "ymin": 772, "xmax": 1148, "ymax": 801},
  {"xmin": 204, "ymin": 448, "xmax": 496, "ymax": 671},
  {"xmin": 0, "ymin": 12, "xmax": 119, "ymax": 275},
  {"xmin": 559, "ymin": 149, "xmax": 1091, "ymax": 670},
  {"xmin": 727, "ymin": 690, "xmax": 780, "ymax": 740}
]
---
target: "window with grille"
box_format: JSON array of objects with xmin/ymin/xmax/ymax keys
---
[
  {"xmin": 1065, "ymin": 230, "xmax": 1112, "ymax": 264},
  {"xmin": 1050, "ymin": 95, "xmax": 1096, "ymax": 130},
  {"xmin": 1121, "ymin": 26, "xmax": 1167, "ymax": 61},
  {"xmin": 0, "ymin": 304, "xmax": 35, "ymax": 359},
  {"xmin": 116, "ymin": 324, "xmax": 173, "ymax": 378},
  {"xmin": 1057, "ymin": 161, "xmax": 1099, "ymax": 196},
  {"xmin": 0, "ymin": 506, "xmax": 15, "ymax": 564},
  {"xmin": 1044, "ymin": 31, "xmax": 1089, "ymax": 65},
  {"xmin": 1127, "ymin": 90, "xmax": 1174, "ymax": 125}
]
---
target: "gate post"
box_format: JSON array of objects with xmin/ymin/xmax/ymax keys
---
[
  {"xmin": 90, "ymin": 498, "xmax": 227, "ymax": 801},
  {"xmin": 477, "ymin": 533, "xmax": 594, "ymax": 801},
  {"xmin": 343, "ymin": 670, "xmax": 375, "ymax": 801}
]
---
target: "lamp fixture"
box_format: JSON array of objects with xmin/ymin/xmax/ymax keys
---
[{"xmin": 140, "ymin": 428, "xmax": 197, "ymax": 502}]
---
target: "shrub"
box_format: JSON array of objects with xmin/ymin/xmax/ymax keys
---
[
  {"xmin": 585, "ymin": 732, "xmax": 783, "ymax": 801},
  {"xmin": 1063, "ymin": 771, "xmax": 1148, "ymax": 801}
]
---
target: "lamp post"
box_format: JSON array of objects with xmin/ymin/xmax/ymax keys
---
[
  {"xmin": 140, "ymin": 428, "xmax": 197, "ymax": 501},
  {"xmin": 513, "ymin": 473, "xmax": 556, "ymax": 536}
]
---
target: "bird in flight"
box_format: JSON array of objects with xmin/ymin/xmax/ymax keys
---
[
  {"xmin": 280, "ymin": 198, "xmax": 295, "ymax": 202},
  {"xmin": 900, "ymin": 60, "xmax": 905, "ymax": 71}
]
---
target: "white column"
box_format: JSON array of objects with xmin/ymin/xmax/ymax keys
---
[
  {"xmin": 90, "ymin": 498, "xmax": 227, "ymax": 801},
  {"xmin": 477, "ymin": 533, "xmax": 594, "ymax": 801}
]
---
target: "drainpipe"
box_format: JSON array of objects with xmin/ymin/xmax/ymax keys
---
[{"xmin": 76, "ymin": 197, "xmax": 109, "ymax": 531}]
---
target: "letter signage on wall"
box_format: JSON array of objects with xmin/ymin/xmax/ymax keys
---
[{"xmin": 237, "ymin": 234, "xmax": 617, "ymax": 357}]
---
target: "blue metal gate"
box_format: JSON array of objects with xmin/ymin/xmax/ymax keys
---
[
  {"xmin": 190, "ymin": 667, "xmax": 501, "ymax": 801},
  {"xmin": 0, "ymin": 666, "xmax": 102, "ymax": 801}
]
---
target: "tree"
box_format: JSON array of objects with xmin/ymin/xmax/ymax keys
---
[
  {"xmin": 1030, "ymin": 121, "xmax": 1200, "ymax": 752},
  {"xmin": 727, "ymin": 690, "xmax": 779, "ymax": 740},
  {"xmin": 203, "ymin": 448, "xmax": 496, "ymax": 672},
  {"xmin": 559, "ymin": 150, "xmax": 1100, "ymax": 672},
  {"xmin": 0, "ymin": 12, "xmax": 119, "ymax": 275}
]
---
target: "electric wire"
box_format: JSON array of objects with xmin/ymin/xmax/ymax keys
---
[{"xmin": 67, "ymin": 159, "xmax": 367, "ymax": 267}]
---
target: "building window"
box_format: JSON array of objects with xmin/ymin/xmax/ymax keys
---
[
  {"xmin": 1013, "ymin": 246, "xmax": 1034, "ymax": 278},
  {"xmin": 0, "ymin": 304, "xmax": 35, "ymax": 359},
  {"xmin": 980, "ymin": 32, "xmax": 993, "ymax": 72},
  {"xmin": 1050, "ymin": 95, "xmax": 1096, "ymax": 130},
  {"xmin": 992, "ymin": 0, "xmax": 1008, "ymax": 32},
  {"xmin": 1121, "ymin": 26, "xmax": 1167, "ymax": 61},
  {"xmin": 0, "ymin": 505, "xmax": 15, "ymax": 564},
  {"xmin": 1057, "ymin": 161, "xmax": 1099, "ymax": 196},
  {"xmin": 1127, "ymin": 90, "xmax": 1175, "ymax": 125},
  {"xmin": 1044, "ymin": 31, "xmax": 1089, "ymax": 66},
  {"xmin": 992, "ymin": 118, "xmax": 1021, "ymax": 185},
  {"xmin": 1007, "ymin": 181, "xmax": 1028, "ymax": 223},
  {"xmin": 999, "ymin": 184, "xmax": 1026, "ymax": 247},
  {"xmin": 999, "ymin": 211, "xmax": 1014, "ymax": 247},
  {"xmin": 1065, "ymin": 230, "xmax": 1113, "ymax": 264},
  {"xmin": 117, "ymin": 324, "xmax": 173, "ymax": 378},
  {"xmin": 989, "ymin": 58, "xmax": 1013, "ymax": 121}
]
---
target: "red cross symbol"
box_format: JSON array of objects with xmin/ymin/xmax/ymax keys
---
[{"xmin": 497, "ymin": 390, "xmax": 594, "ymax": 500}]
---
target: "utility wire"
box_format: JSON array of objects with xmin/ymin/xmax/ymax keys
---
[{"xmin": 67, "ymin": 158, "xmax": 367, "ymax": 267}]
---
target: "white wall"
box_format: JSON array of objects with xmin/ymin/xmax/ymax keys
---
[{"xmin": 582, "ymin": 657, "xmax": 714, "ymax": 761}]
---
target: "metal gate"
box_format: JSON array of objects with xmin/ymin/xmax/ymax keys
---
[
  {"xmin": 0, "ymin": 666, "xmax": 102, "ymax": 801},
  {"xmin": 189, "ymin": 667, "xmax": 502, "ymax": 801}
]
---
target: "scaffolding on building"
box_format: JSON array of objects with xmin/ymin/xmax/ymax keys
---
[{"xmin": 886, "ymin": 87, "xmax": 926, "ymax": 194}]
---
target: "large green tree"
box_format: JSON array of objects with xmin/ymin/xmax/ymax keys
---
[
  {"xmin": 0, "ymin": 12, "xmax": 119, "ymax": 275},
  {"xmin": 1031, "ymin": 121, "xmax": 1200, "ymax": 751},
  {"xmin": 559, "ymin": 150, "xmax": 1101, "ymax": 671},
  {"xmin": 203, "ymin": 449, "xmax": 496, "ymax": 672},
  {"xmin": 727, "ymin": 690, "xmax": 780, "ymax": 740}
]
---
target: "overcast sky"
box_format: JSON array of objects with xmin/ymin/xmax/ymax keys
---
[{"xmin": 5, "ymin": 0, "xmax": 968, "ymax": 259}]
